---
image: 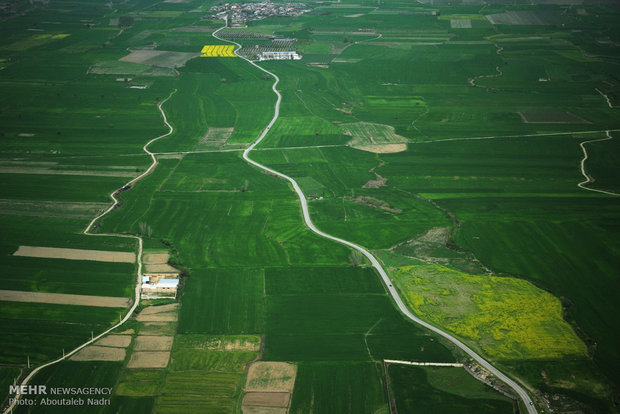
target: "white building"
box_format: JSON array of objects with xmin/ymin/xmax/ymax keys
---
[
  {"xmin": 258, "ymin": 51, "xmax": 301, "ymax": 61},
  {"xmin": 141, "ymin": 276, "xmax": 179, "ymax": 298}
]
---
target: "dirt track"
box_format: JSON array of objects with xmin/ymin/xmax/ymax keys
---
[{"xmin": 578, "ymin": 131, "xmax": 619, "ymax": 196}]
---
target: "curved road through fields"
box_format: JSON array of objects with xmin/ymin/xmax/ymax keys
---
[
  {"xmin": 578, "ymin": 130, "xmax": 618, "ymax": 196},
  {"xmin": 2, "ymin": 91, "xmax": 177, "ymax": 414},
  {"xmin": 213, "ymin": 26, "xmax": 538, "ymax": 414}
]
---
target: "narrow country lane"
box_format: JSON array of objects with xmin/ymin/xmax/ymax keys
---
[
  {"xmin": 578, "ymin": 130, "xmax": 619, "ymax": 196},
  {"xmin": 2, "ymin": 91, "xmax": 177, "ymax": 414}
]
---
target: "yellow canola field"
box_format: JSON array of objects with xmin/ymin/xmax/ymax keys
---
[
  {"xmin": 200, "ymin": 45, "xmax": 236, "ymax": 57},
  {"xmin": 391, "ymin": 264, "xmax": 588, "ymax": 360}
]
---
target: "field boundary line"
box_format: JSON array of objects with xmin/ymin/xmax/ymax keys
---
[
  {"xmin": 2, "ymin": 90, "xmax": 177, "ymax": 414},
  {"xmin": 595, "ymin": 88, "xmax": 613, "ymax": 108},
  {"xmin": 213, "ymin": 24, "xmax": 538, "ymax": 414},
  {"xmin": 577, "ymin": 130, "xmax": 618, "ymax": 196},
  {"xmin": 151, "ymin": 143, "xmax": 347, "ymax": 156},
  {"xmin": 412, "ymin": 128, "xmax": 620, "ymax": 144},
  {"xmin": 384, "ymin": 359, "xmax": 464, "ymax": 367},
  {"xmin": 383, "ymin": 361, "xmax": 398, "ymax": 414}
]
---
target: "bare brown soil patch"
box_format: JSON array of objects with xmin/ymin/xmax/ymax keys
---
[
  {"xmin": 134, "ymin": 335, "xmax": 174, "ymax": 351},
  {"xmin": 363, "ymin": 161, "xmax": 387, "ymax": 188},
  {"xmin": 353, "ymin": 144, "xmax": 407, "ymax": 153},
  {"xmin": 242, "ymin": 392, "xmax": 290, "ymax": 407},
  {"xmin": 139, "ymin": 322, "xmax": 177, "ymax": 335},
  {"xmin": 417, "ymin": 227, "xmax": 450, "ymax": 244},
  {"xmin": 245, "ymin": 362, "xmax": 297, "ymax": 393},
  {"xmin": 140, "ymin": 303, "xmax": 179, "ymax": 315},
  {"xmin": 127, "ymin": 351, "xmax": 171, "ymax": 368},
  {"xmin": 144, "ymin": 263, "xmax": 179, "ymax": 273},
  {"xmin": 363, "ymin": 175, "xmax": 387, "ymax": 188},
  {"xmin": 137, "ymin": 304, "xmax": 178, "ymax": 322},
  {"xmin": 137, "ymin": 312, "xmax": 178, "ymax": 322},
  {"xmin": 119, "ymin": 50, "xmax": 197, "ymax": 68},
  {"xmin": 242, "ymin": 408, "xmax": 287, "ymax": 414},
  {"xmin": 142, "ymin": 252, "xmax": 170, "ymax": 264},
  {"xmin": 14, "ymin": 246, "xmax": 135, "ymax": 263},
  {"xmin": 71, "ymin": 346, "xmax": 126, "ymax": 362},
  {"xmin": 95, "ymin": 335, "xmax": 132, "ymax": 348},
  {"xmin": 347, "ymin": 196, "xmax": 402, "ymax": 214},
  {"xmin": 0, "ymin": 290, "xmax": 130, "ymax": 308}
]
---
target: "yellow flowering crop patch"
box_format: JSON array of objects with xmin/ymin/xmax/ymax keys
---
[
  {"xmin": 200, "ymin": 45, "xmax": 236, "ymax": 57},
  {"xmin": 391, "ymin": 264, "xmax": 587, "ymax": 360}
]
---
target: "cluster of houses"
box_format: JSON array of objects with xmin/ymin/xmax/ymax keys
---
[
  {"xmin": 257, "ymin": 51, "xmax": 302, "ymax": 61},
  {"xmin": 210, "ymin": 1, "xmax": 311, "ymax": 27}
]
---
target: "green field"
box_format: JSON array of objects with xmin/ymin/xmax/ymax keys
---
[
  {"xmin": 2, "ymin": 0, "xmax": 620, "ymax": 413},
  {"xmin": 14, "ymin": 361, "xmax": 122, "ymax": 414},
  {"xmin": 0, "ymin": 367, "xmax": 21, "ymax": 408},
  {"xmin": 388, "ymin": 365, "xmax": 515, "ymax": 414},
  {"xmin": 178, "ymin": 269, "xmax": 266, "ymax": 334},
  {"xmin": 1, "ymin": 257, "xmax": 134, "ymax": 297},
  {"xmin": 290, "ymin": 362, "xmax": 388, "ymax": 413},
  {"xmin": 157, "ymin": 370, "xmax": 243, "ymax": 413},
  {"xmin": 0, "ymin": 302, "xmax": 124, "ymax": 366}
]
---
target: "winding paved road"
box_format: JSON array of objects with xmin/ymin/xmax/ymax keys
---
[
  {"xmin": 3, "ymin": 26, "xmax": 543, "ymax": 413},
  {"xmin": 214, "ymin": 26, "xmax": 538, "ymax": 414}
]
